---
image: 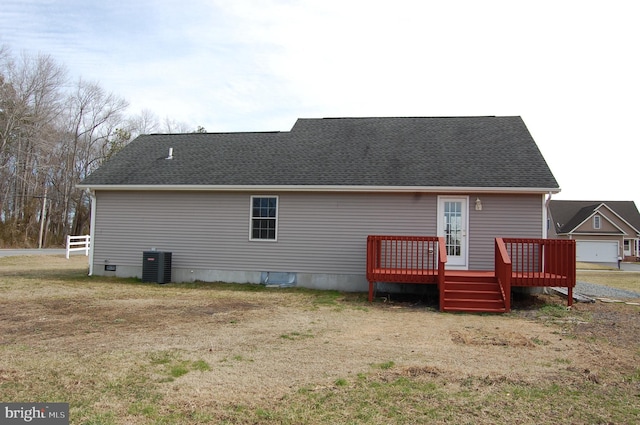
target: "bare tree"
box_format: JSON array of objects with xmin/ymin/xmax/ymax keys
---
[
  {"xmin": 127, "ymin": 108, "xmax": 160, "ymax": 138},
  {"xmin": 0, "ymin": 49, "xmax": 67, "ymax": 245},
  {"xmin": 0, "ymin": 44, "xmax": 199, "ymax": 247},
  {"xmin": 162, "ymin": 116, "xmax": 192, "ymax": 133},
  {"xmin": 49, "ymin": 78, "xmax": 129, "ymax": 238}
]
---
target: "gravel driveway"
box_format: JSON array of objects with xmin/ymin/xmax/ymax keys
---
[
  {"xmin": 575, "ymin": 262, "xmax": 640, "ymax": 299},
  {"xmin": 575, "ymin": 281, "xmax": 640, "ymax": 299}
]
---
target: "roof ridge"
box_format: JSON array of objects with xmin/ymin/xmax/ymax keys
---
[
  {"xmin": 299, "ymin": 115, "xmax": 507, "ymax": 120},
  {"xmin": 144, "ymin": 130, "xmax": 284, "ymax": 136}
]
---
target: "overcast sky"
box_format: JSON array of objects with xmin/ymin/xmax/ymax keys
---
[{"xmin": 1, "ymin": 0, "xmax": 638, "ymax": 206}]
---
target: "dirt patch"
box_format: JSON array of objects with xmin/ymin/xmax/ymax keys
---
[
  {"xmin": 513, "ymin": 292, "xmax": 640, "ymax": 349},
  {"xmin": 569, "ymin": 300, "xmax": 640, "ymax": 349},
  {"xmin": 450, "ymin": 328, "xmax": 536, "ymax": 347}
]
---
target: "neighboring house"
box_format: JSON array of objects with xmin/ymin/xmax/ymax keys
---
[
  {"xmin": 548, "ymin": 200, "xmax": 640, "ymax": 262},
  {"xmin": 77, "ymin": 116, "xmax": 560, "ymax": 294}
]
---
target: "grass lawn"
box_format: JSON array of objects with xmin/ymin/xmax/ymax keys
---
[{"xmin": 1, "ymin": 255, "xmax": 639, "ymax": 424}]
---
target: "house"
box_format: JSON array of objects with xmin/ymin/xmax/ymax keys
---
[
  {"xmin": 548, "ymin": 200, "xmax": 640, "ymax": 262},
  {"xmin": 78, "ymin": 116, "xmax": 571, "ymax": 310}
]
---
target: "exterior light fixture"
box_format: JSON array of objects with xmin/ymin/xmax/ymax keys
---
[{"xmin": 475, "ymin": 198, "xmax": 483, "ymax": 211}]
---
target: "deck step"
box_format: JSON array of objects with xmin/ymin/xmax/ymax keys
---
[
  {"xmin": 445, "ymin": 281, "xmax": 501, "ymax": 292},
  {"xmin": 441, "ymin": 278, "xmax": 507, "ymax": 314},
  {"xmin": 442, "ymin": 306, "xmax": 507, "ymax": 313},
  {"xmin": 444, "ymin": 289, "xmax": 502, "ymax": 300},
  {"xmin": 443, "ymin": 298, "xmax": 506, "ymax": 312}
]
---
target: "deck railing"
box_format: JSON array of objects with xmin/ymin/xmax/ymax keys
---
[
  {"xmin": 503, "ymin": 237, "xmax": 576, "ymax": 307},
  {"xmin": 366, "ymin": 236, "xmax": 443, "ymax": 301},
  {"xmin": 501, "ymin": 238, "xmax": 576, "ymax": 288},
  {"xmin": 367, "ymin": 235, "xmax": 576, "ymax": 308},
  {"xmin": 495, "ymin": 238, "xmax": 512, "ymax": 312},
  {"xmin": 366, "ymin": 235, "xmax": 441, "ymax": 283}
]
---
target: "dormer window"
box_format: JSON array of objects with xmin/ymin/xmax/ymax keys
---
[{"xmin": 593, "ymin": 215, "xmax": 601, "ymax": 229}]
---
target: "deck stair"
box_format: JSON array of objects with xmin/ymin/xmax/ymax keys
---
[{"xmin": 441, "ymin": 272, "xmax": 507, "ymax": 313}]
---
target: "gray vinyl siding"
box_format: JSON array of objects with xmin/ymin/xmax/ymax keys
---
[
  {"xmin": 93, "ymin": 191, "xmax": 438, "ymax": 276},
  {"xmin": 92, "ymin": 191, "xmax": 545, "ymax": 279},
  {"xmin": 468, "ymin": 194, "xmax": 545, "ymax": 269}
]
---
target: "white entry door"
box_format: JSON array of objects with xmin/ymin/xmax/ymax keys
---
[{"xmin": 437, "ymin": 197, "xmax": 468, "ymax": 269}]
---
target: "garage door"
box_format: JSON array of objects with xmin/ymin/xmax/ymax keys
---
[{"xmin": 576, "ymin": 241, "xmax": 618, "ymax": 262}]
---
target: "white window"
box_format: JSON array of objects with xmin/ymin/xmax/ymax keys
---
[
  {"xmin": 593, "ymin": 215, "xmax": 601, "ymax": 229},
  {"xmin": 250, "ymin": 196, "xmax": 278, "ymax": 241}
]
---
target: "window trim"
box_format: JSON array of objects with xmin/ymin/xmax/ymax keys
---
[
  {"xmin": 593, "ymin": 215, "xmax": 601, "ymax": 230},
  {"xmin": 249, "ymin": 195, "xmax": 279, "ymax": 241}
]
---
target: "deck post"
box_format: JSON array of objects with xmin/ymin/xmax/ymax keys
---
[
  {"xmin": 438, "ymin": 237, "xmax": 447, "ymax": 312},
  {"xmin": 495, "ymin": 238, "xmax": 512, "ymax": 313},
  {"xmin": 567, "ymin": 285, "xmax": 573, "ymax": 308}
]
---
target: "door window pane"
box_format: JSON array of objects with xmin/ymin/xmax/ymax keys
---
[{"xmin": 444, "ymin": 201, "xmax": 462, "ymax": 256}]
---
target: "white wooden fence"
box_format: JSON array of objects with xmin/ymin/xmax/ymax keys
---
[{"xmin": 66, "ymin": 235, "xmax": 90, "ymax": 259}]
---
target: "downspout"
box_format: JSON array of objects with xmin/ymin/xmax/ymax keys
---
[
  {"xmin": 543, "ymin": 192, "xmax": 552, "ymax": 239},
  {"xmin": 88, "ymin": 190, "xmax": 96, "ymax": 276}
]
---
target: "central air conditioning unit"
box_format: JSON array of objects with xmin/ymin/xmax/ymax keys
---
[{"xmin": 142, "ymin": 251, "xmax": 172, "ymax": 284}]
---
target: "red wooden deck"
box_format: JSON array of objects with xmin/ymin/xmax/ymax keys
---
[{"xmin": 366, "ymin": 235, "xmax": 576, "ymax": 313}]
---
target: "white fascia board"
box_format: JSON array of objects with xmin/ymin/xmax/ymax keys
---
[
  {"xmin": 76, "ymin": 184, "xmax": 561, "ymax": 194},
  {"xmin": 569, "ymin": 232, "xmax": 624, "ymax": 236}
]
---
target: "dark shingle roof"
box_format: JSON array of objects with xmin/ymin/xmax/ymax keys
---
[
  {"xmin": 79, "ymin": 116, "xmax": 559, "ymax": 189},
  {"xmin": 549, "ymin": 200, "xmax": 640, "ymax": 234}
]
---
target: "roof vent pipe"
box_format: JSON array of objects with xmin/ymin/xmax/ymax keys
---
[{"xmin": 166, "ymin": 147, "xmax": 173, "ymax": 160}]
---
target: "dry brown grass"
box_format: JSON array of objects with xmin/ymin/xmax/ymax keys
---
[
  {"xmin": 1, "ymin": 255, "xmax": 639, "ymax": 424},
  {"xmin": 576, "ymin": 261, "xmax": 616, "ymax": 270}
]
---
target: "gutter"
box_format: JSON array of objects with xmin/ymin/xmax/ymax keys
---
[
  {"xmin": 76, "ymin": 184, "xmax": 562, "ymax": 194},
  {"xmin": 543, "ymin": 192, "xmax": 553, "ymax": 238}
]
